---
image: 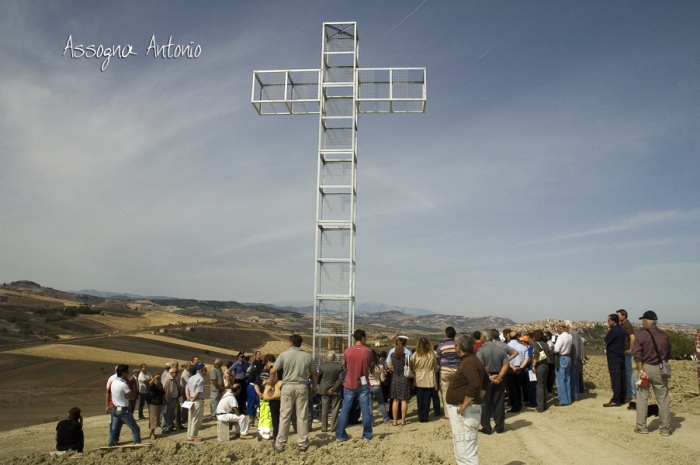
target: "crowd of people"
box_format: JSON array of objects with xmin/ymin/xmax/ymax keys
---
[{"xmin": 55, "ymin": 309, "xmax": 673, "ymax": 465}]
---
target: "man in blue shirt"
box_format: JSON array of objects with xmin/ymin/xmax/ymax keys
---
[{"xmin": 603, "ymin": 313, "xmax": 626, "ymax": 407}]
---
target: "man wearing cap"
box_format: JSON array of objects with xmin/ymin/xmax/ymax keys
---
[
  {"xmin": 185, "ymin": 363, "xmax": 207, "ymax": 441},
  {"xmin": 231, "ymin": 352, "xmax": 249, "ymax": 412},
  {"xmin": 387, "ymin": 335, "xmax": 412, "ymax": 359},
  {"xmin": 616, "ymin": 309, "xmax": 636, "ymax": 401},
  {"xmin": 603, "ymin": 313, "xmax": 626, "ymax": 407},
  {"xmin": 269, "ymin": 334, "xmax": 318, "ymax": 453},
  {"xmin": 633, "ymin": 310, "xmax": 672, "ymax": 436}
]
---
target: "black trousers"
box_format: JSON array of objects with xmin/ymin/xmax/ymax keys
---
[
  {"xmin": 269, "ymin": 399, "xmax": 280, "ymax": 439},
  {"xmin": 480, "ymin": 380, "xmax": 505, "ymax": 433},
  {"xmin": 546, "ymin": 363, "xmax": 555, "ymax": 393},
  {"xmin": 416, "ymin": 387, "xmax": 433, "ymax": 422},
  {"xmin": 506, "ymin": 368, "xmax": 523, "ymax": 412},
  {"xmin": 430, "ymin": 386, "xmax": 442, "ymax": 416},
  {"xmin": 608, "ymin": 360, "xmax": 626, "ymax": 404}
]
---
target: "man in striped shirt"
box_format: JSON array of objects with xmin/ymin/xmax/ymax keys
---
[{"xmin": 436, "ymin": 326, "xmax": 461, "ymax": 419}]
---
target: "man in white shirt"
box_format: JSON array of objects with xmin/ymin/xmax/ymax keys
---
[
  {"xmin": 108, "ymin": 364, "xmax": 141, "ymax": 447},
  {"xmin": 565, "ymin": 320, "xmax": 585, "ymax": 402},
  {"xmin": 506, "ymin": 332, "xmax": 530, "ymax": 412},
  {"xmin": 216, "ymin": 384, "xmax": 251, "ymax": 439},
  {"xmin": 137, "ymin": 364, "xmax": 151, "ymax": 420},
  {"xmin": 553, "ymin": 323, "xmax": 573, "ymax": 406},
  {"xmin": 105, "ymin": 367, "xmax": 119, "ymax": 444},
  {"xmin": 186, "ymin": 363, "xmax": 207, "ymax": 441}
]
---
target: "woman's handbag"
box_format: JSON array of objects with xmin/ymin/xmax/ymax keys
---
[
  {"xmin": 536, "ymin": 342, "xmax": 548, "ymax": 362},
  {"xmin": 262, "ymin": 380, "xmax": 283, "ymax": 401},
  {"xmin": 403, "ymin": 355, "xmax": 414, "ymax": 379}
]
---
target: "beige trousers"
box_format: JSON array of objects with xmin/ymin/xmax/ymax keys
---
[
  {"xmin": 187, "ymin": 399, "xmax": 204, "ymax": 440},
  {"xmin": 274, "ymin": 384, "xmax": 310, "ymax": 451},
  {"xmin": 635, "ymin": 363, "xmax": 671, "ymax": 434},
  {"xmin": 440, "ymin": 370, "xmax": 455, "ymax": 415}
]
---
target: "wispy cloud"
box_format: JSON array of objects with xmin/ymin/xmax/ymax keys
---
[{"xmin": 528, "ymin": 208, "xmax": 700, "ymax": 244}]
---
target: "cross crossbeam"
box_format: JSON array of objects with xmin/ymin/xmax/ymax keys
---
[{"xmin": 251, "ymin": 22, "xmax": 426, "ymax": 361}]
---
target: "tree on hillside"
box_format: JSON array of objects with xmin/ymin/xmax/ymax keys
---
[{"xmin": 666, "ymin": 331, "xmax": 695, "ymax": 360}]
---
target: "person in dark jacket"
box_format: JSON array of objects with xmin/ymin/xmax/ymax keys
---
[
  {"xmin": 56, "ymin": 407, "xmax": 84, "ymax": 453},
  {"xmin": 318, "ymin": 351, "xmax": 344, "ymax": 432},
  {"xmin": 147, "ymin": 373, "xmax": 165, "ymax": 439},
  {"xmin": 603, "ymin": 313, "xmax": 626, "ymax": 407}
]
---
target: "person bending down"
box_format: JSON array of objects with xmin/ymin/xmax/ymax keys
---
[{"xmin": 216, "ymin": 384, "xmax": 252, "ymax": 439}]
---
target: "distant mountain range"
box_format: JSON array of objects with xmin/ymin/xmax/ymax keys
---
[
  {"xmin": 265, "ymin": 300, "xmax": 437, "ymax": 316},
  {"xmin": 77, "ymin": 289, "xmax": 174, "ymax": 301}
]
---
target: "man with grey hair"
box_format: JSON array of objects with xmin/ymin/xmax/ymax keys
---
[
  {"xmin": 564, "ymin": 320, "xmax": 584, "ymax": 402},
  {"xmin": 210, "ymin": 359, "xmax": 225, "ymax": 420},
  {"xmin": 445, "ymin": 334, "xmax": 489, "ymax": 465},
  {"xmin": 633, "ymin": 311, "xmax": 672, "ymax": 436},
  {"xmin": 476, "ymin": 329, "xmax": 509, "ymax": 435},
  {"xmin": 161, "ymin": 362, "xmax": 180, "ymax": 433},
  {"xmin": 318, "ymin": 350, "xmax": 343, "ymax": 433}
]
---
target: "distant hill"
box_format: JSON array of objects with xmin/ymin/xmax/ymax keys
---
[
  {"xmin": 77, "ymin": 289, "xmax": 174, "ymax": 301},
  {"xmin": 266, "ymin": 301, "xmax": 436, "ymax": 316},
  {"xmin": 356, "ymin": 311, "xmax": 515, "ymax": 334}
]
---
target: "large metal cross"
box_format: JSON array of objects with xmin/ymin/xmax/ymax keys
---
[{"xmin": 251, "ymin": 22, "xmax": 426, "ymax": 361}]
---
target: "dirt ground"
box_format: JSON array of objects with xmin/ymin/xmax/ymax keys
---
[{"xmin": 0, "ymin": 356, "xmax": 698, "ymax": 465}]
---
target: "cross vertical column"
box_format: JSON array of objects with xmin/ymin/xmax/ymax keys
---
[{"xmin": 313, "ymin": 23, "xmax": 358, "ymax": 360}]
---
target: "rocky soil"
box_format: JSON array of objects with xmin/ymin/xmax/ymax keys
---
[{"xmin": 1, "ymin": 357, "xmax": 699, "ymax": 465}]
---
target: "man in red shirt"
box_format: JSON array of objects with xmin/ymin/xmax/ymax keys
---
[{"xmin": 336, "ymin": 329, "xmax": 374, "ymax": 441}]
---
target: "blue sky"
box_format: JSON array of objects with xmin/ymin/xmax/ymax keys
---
[{"xmin": 1, "ymin": 1, "xmax": 698, "ymax": 323}]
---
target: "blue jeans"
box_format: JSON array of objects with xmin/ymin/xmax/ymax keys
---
[
  {"xmin": 336, "ymin": 384, "xmax": 372, "ymax": 440},
  {"xmin": 624, "ymin": 352, "xmax": 635, "ymax": 397},
  {"xmin": 109, "ymin": 407, "xmax": 141, "ymax": 446},
  {"xmin": 570, "ymin": 362, "xmax": 580, "ymax": 401},
  {"xmin": 370, "ymin": 385, "xmax": 390, "ymax": 423},
  {"xmin": 556, "ymin": 355, "xmax": 571, "ymax": 405}
]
